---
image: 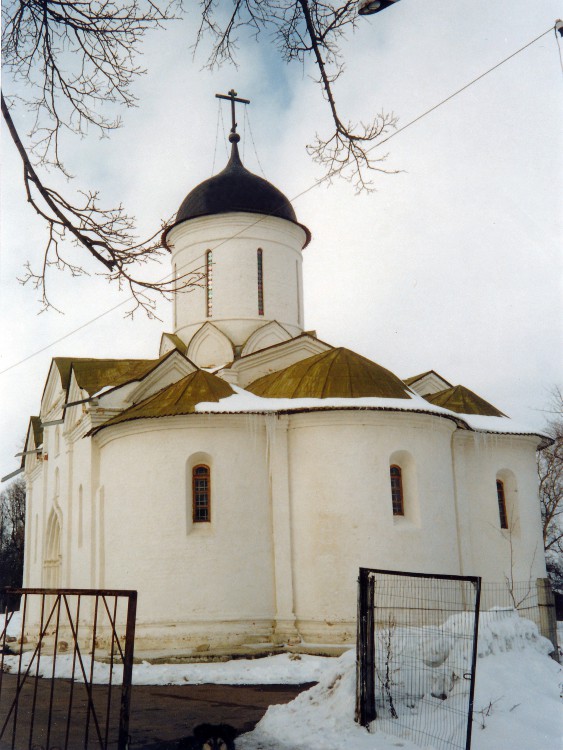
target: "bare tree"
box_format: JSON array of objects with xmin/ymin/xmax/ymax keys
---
[
  {"xmin": 2, "ymin": 1, "xmax": 398, "ymax": 313},
  {"xmin": 538, "ymin": 387, "xmax": 563, "ymax": 590},
  {"xmin": 0, "ymin": 478, "xmax": 26, "ymax": 608}
]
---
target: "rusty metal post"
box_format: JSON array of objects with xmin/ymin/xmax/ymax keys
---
[
  {"xmin": 118, "ymin": 591, "xmax": 137, "ymax": 750},
  {"xmin": 465, "ymin": 577, "xmax": 481, "ymax": 750},
  {"xmin": 355, "ymin": 568, "xmax": 376, "ymax": 727}
]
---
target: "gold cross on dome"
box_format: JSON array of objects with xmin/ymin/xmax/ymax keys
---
[{"xmin": 215, "ymin": 89, "xmax": 250, "ymax": 135}]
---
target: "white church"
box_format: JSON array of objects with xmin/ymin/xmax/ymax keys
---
[{"xmin": 18, "ymin": 107, "xmax": 548, "ymax": 653}]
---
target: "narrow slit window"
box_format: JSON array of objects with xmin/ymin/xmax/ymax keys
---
[
  {"xmin": 193, "ymin": 465, "xmax": 211, "ymax": 522},
  {"xmin": 257, "ymin": 248, "xmax": 264, "ymax": 316},
  {"xmin": 173, "ymin": 262, "xmax": 178, "ymax": 329},
  {"xmin": 206, "ymin": 250, "xmax": 213, "ymax": 317},
  {"xmin": 296, "ymin": 260, "xmax": 301, "ymax": 326},
  {"xmin": 390, "ymin": 465, "xmax": 404, "ymax": 516},
  {"xmin": 496, "ymin": 479, "xmax": 508, "ymax": 529}
]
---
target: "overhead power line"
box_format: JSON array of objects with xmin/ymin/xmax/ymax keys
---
[
  {"xmin": 292, "ymin": 25, "xmax": 555, "ymax": 203},
  {"xmin": 0, "ymin": 24, "xmax": 557, "ymax": 378}
]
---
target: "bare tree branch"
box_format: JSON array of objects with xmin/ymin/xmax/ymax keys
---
[
  {"xmin": 2, "ymin": 0, "xmax": 181, "ymax": 171},
  {"xmin": 1, "ymin": 1, "xmax": 211, "ymax": 316},
  {"xmin": 196, "ymin": 1, "xmax": 400, "ymax": 192},
  {"xmin": 3, "ymin": 1, "xmax": 401, "ymax": 313},
  {"xmin": 2, "ymin": 92, "xmax": 205, "ymax": 318},
  {"xmin": 538, "ymin": 387, "xmax": 563, "ymax": 589}
]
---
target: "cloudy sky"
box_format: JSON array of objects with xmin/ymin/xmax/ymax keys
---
[{"xmin": 1, "ymin": 0, "xmax": 562, "ymax": 481}]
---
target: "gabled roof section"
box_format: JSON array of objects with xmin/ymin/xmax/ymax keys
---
[
  {"xmin": 225, "ymin": 332, "xmax": 333, "ymax": 387},
  {"xmin": 241, "ymin": 321, "xmax": 293, "ymax": 357},
  {"xmin": 52, "ymin": 357, "xmax": 81, "ymax": 391},
  {"xmin": 159, "ymin": 332, "xmax": 188, "ymax": 357},
  {"xmin": 403, "ymin": 370, "xmax": 453, "ymax": 396},
  {"xmin": 20, "ymin": 416, "xmax": 44, "ymax": 473},
  {"xmin": 41, "ymin": 357, "xmax": 81, "ymax": 413},
  {"xmin": 30, "ymin": 416, "xmax": 43, "ymax": 448},
  {"xmin": 122, "ymin": 350, "xmax": 197, "ymax": 406},
  {"xmin": 424, "ymin": 385, "xmax": 505, "ymax": 417},
  {"xmin": 23, "ymin": 416, "xmax": 43, "ymax": 456},
  {"xmin": 91, "ymin": 370, "xmax": 235, "ymax": 434},
  {"xmin": 71, "ymin": 358, "xmax": 157, "ymax": 396},
  {"xmin": 247, "ymin": 348, "xmax": 411, "ymax": 400}
]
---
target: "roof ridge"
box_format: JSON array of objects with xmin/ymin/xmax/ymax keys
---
[
  {"xmin": 170, "ymin": 370, "xmax": 201, "ymax": 407},
  {"xmin": 321, "ymin": 348, "xmax": 343, "ymax": 398},
  {"xmin": 300, "ymin": 348, "xmax": 336, "ymax": 398}
]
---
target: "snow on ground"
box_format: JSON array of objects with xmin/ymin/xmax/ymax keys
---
[
  {"xmin": 1, "ymin": 609, "xmax": 21, "ymax": 639},
  {"xmin": 1, "ymin": 611, "xmax": 330, "ymax": 685},
  {"xmin": 237, "ymin": 612, "xmax": 562, "ymax": 750},
  {"xmin": 132, "ymin": 653, "xmax": 330, "ymax": 686},
  {"xmin": 2, "ymin": 610, "xmax": 562, "ymax": 749},
  {"xmin": 1, "ymin": 650, "xmax": 330, "ymax": 686}
]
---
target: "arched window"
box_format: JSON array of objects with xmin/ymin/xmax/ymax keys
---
[
  {"xmin": 193, "ymin": 465, "xmax": 211, "ymax": 522},
  {"xmin": 496, "ymin": 479, "xmax": 508, "ymax": 529},
  {"xmin": 390, "ymin": 465, "xmax": 404, "ymax": 516}
]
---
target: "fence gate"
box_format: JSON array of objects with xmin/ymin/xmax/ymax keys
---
[
  {"xmin": 0, "ymin": 588, "xmax": 137, "ymax": 750},
  {"xmin": 356, "ymin": 568, "xmax": 481, "ymax": 750}
]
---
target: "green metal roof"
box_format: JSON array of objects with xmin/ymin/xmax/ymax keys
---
[
  {"xmin": 92, "ymin": 370, "xmax": 235, "ymax": 433},
  {"xmin": 403, "ymin": 370, "xmax": 452, "ymax": 388},
  {"xmin": 30, "ymin": 416, "xmax": 43, "ymax": 447},
  {"xmin": 424, "ymin": 385, "xmax": 505, "ymax": 417},
  {"xmin": 53, "ymin": 357, "xmax": 83, "ymax": 391},
  {"xmin": 247, "ymin": 348, "xmax": 410, "ymax": 399},
  {"xmin": 71, "ymin": 359, "xmax": 157, "ymax": 396},
  {"xmin": 52, "ymin": 357, "xmax": 157, "ymax": 394}
]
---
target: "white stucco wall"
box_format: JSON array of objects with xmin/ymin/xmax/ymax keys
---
[
  {"xmin": 167, "ymin": 213, "xmax": 306, "ymax": 363},
  {"xmin": 23, "ymin": 398, "xmax": 547, "ymax": 652},
  {"xmin": 452, "ymin": 432, "xmax": 546, "ymax": 583},
  {"xmin": 286, "ymin": 411, "xmax": 462, "ymax": 641},
  {"xmin": 94, "ymin": 414, "xmax": 276, "ymax": 647}
]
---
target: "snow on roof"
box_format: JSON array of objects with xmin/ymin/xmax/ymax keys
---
[
  {"xmin": 197, "ymin": 386, "xmax": 426, "ymax": 413},
  {"xmin": 90, "ymin": 370, "xmax": 235, "ymax": 434},
  {"xmin": 193, "ymin": 387, "xmax": 547, "ymax": 440},
  {"xmin": 456, "ymin": 413, "xmax": 547, "ymax": 437},
  {"xmin": 82, "ymin": 345, "xmax": 547, "ymax": 442}
]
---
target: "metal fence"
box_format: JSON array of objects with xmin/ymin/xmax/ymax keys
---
[
  {"xmin": 480, "ymin": 579, "xmax": 538, "ymax": 626},
  {"xmin": 356, "ymin": 568, "xmax": 481, "ymax": 750},
  {"xmin": 0, "ymin": 588, "xmax": 137, "ymax": 750}
]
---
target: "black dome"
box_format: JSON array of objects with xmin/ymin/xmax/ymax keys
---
[{"xmin": 176, "ymin": 142, "xmax": 298, "ymax": 226}]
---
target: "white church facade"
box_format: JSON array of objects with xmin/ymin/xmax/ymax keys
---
[{"xmin": 18, "ymin": 120, "xmax": 547, "ymax": 653}]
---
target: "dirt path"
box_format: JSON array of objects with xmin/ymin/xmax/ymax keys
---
[
  {"xmin": 0, "ymin": 674, "xmax": 313, "ymax": 749},
  {"xmin": 129, "ymin": 682, "xmax": 312, "ymax": 748}
]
